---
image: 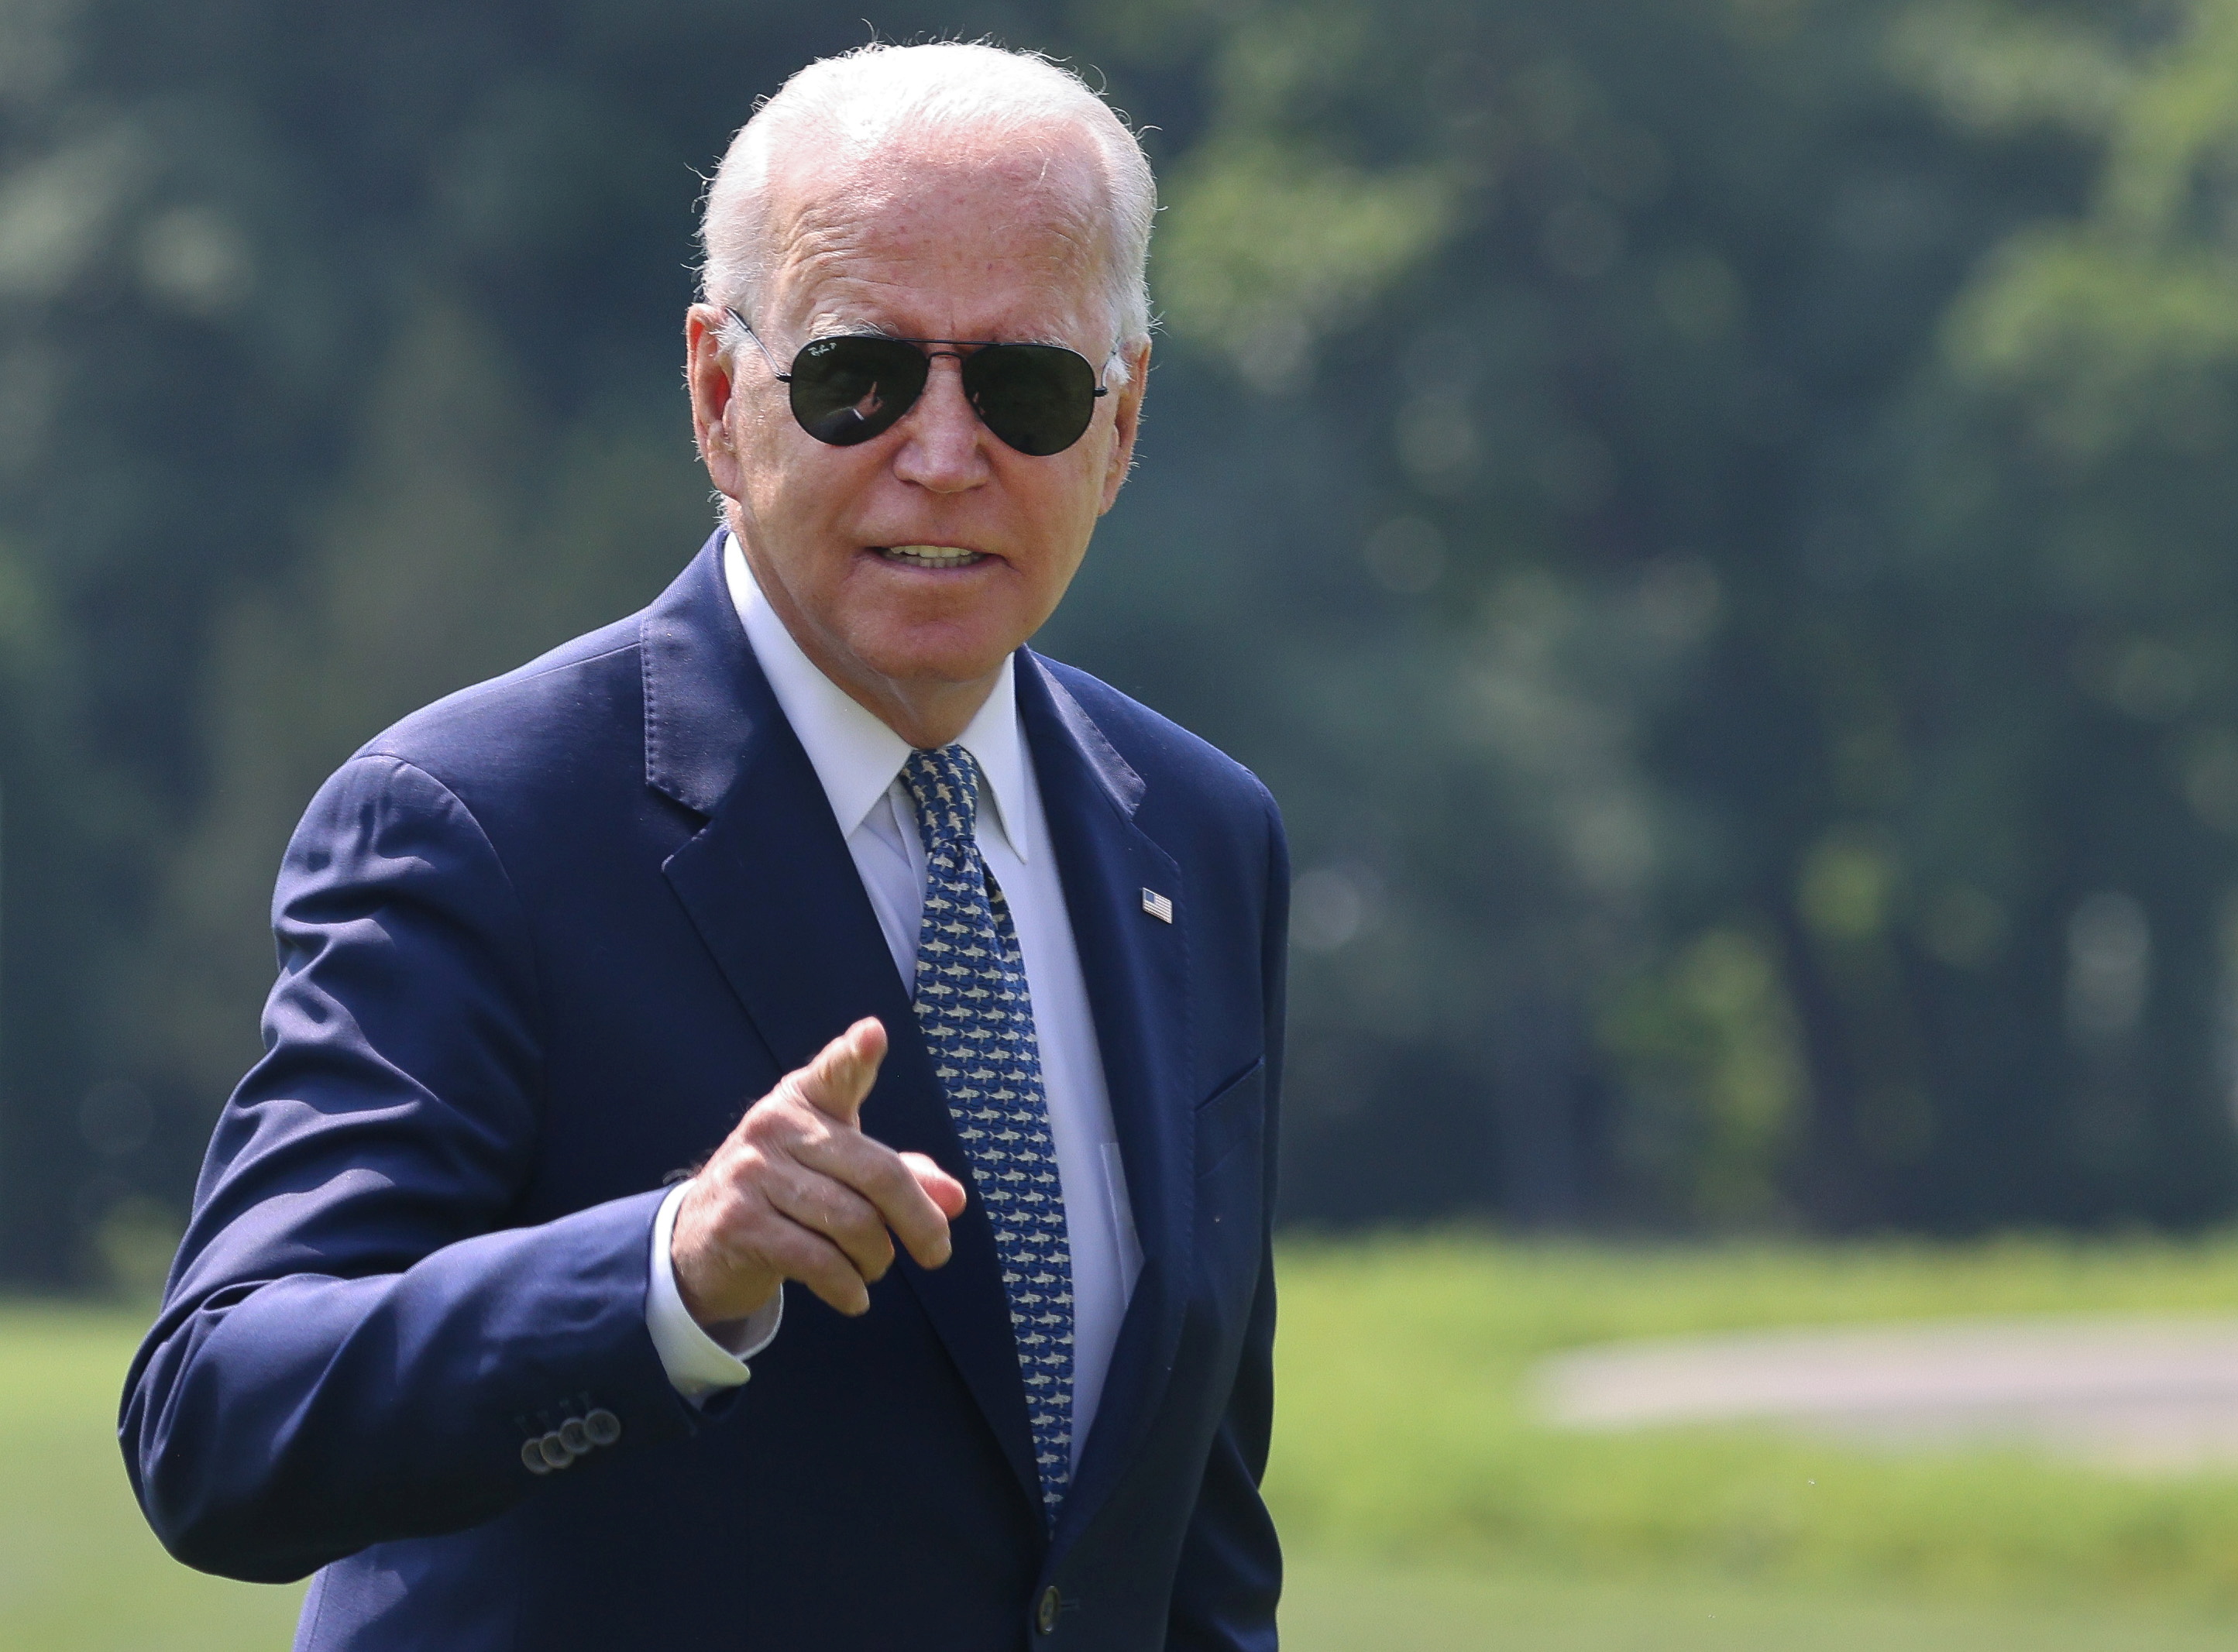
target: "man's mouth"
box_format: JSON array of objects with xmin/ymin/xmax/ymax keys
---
[{"xmin": 875, "ymin": 544, "xmax": 988, "ymax": 569}]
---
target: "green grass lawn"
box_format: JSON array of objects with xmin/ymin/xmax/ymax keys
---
[
  {"xmin": 0, "ymin": 1303, "xmax": 305, "ymax": 1650},
  {"xmin": 1278, "ymin": 1557, "xmax": 2238, "ymax": 1651},
  {"xmin": 13, "ymin": 1235, "xmax": 2238, "ymax": 1648},
  {"xmin": 1268, "ymin": 1232, "xmax": 2238, "ymax": 1615}
]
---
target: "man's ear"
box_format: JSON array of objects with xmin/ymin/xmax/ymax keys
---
[
  {"xmin": 1098, "ymin": 339, "xmax": 1152, "ymax": 515},
  {"xmin": 685, "ymin": 305, "xmax": 744, "ymax": 496}
]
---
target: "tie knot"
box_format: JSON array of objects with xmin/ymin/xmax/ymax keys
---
[{"xmin": 902, "ymin": 744, "xmax": 981, "ymax": 850}]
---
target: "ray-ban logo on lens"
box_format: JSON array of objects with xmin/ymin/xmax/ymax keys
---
[{"xmin": 1141, "ymin": 888, "xmax": 1174, "ymax": 924}]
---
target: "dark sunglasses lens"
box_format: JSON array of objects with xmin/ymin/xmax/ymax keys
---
[
  {"xmin": 964, "ymin": 345, "xmax": 1101, "ymax": 456},
  {"xmin": 788, "ymin": 337, "xmax": 928, "ymax": 446}
]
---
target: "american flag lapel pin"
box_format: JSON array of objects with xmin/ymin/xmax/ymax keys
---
[{"xmin": 1141, "ymin": 888, "xmax": 1174, "ymax": 923}]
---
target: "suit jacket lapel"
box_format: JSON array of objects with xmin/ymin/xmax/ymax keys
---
[
  {"xmin": 1015, "ymin": 655, "xmax": 1195, "ymax": 1550},
  {"xmin": 641, "ymin": 536, "xmax": 1041, "ymax": 1506}
]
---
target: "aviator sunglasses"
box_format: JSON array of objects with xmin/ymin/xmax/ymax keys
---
[{"xmin": 728, "ymin": 310, "xmax": 1110, "ymax": 457}]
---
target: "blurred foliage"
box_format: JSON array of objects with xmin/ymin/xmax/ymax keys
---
[
  {"xmin": 1913, "ymin": 0, "xmax": 2238, "ymax": 444},
  {"xmin": 5, "ymin": 0, "xmax": 2238, "ymax": 1278}
]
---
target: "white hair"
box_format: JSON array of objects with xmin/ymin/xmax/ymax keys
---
[{"xmin": 699, "ymin": 42, "xmax": 1155, "ymax": 383}]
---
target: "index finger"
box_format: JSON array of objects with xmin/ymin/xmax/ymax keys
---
[{"xmin": 783, "ymin": 1017, "xmax": 888, "ymax": 1127}]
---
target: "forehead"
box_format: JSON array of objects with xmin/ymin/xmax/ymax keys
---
[{"xmin": 763, "ymin": 133, "xmax": 1108, "ymax": 342}]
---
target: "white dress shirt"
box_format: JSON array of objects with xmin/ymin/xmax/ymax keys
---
[{"xmin": 644, "ymin": 535, "xmax": 1143, "ymax": 1470}]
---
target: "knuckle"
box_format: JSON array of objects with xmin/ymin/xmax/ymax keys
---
[
  {"xmin": 718, "ymin": 1144, "xmax": 773, "ymax": 1194},
  {"xmin": 876, "ymin": 1160, "xmax": 924, "ymax": 1207},
  {"xmin": 707, "ymin": 1203, "xmax": 770, "ymax": 1262},
  {"xmin": 845, "ymin": 1144, "xmax": 900, "ymax": 1191},
  {"xmin": 827, "ymin": 1199, "xmax": 884, "ymax": 1251}
]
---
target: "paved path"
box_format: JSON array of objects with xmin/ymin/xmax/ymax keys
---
[
  {"xmin": 1282, "ymin": 1554, "xmax": 2238, "ymax": 1651},
  {"xmin": 1535, "ymin": 1316, "xmax": 2238, "ymax": 1469}
]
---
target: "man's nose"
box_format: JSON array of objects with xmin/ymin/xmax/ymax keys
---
[{"xmin": 889, "ymin": 357, "xmax": 991, "ymax": 493}]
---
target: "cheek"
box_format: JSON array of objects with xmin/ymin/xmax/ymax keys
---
[
  {"xmin": 1053, "ymin": 471, "xmax": 1111, "ymax": 560},
  {"xmin": 1018, "ymin": 450, "xmax": 1105, "ymax": 527},
  {"xmin": 744, "ymin": 441, "xmax": 849, "ymax": 533},
  {"xmin": 1013, "ymin": 513, "xmax": 1095, "ymax": 616}
]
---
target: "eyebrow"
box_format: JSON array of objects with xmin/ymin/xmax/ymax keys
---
[{"xmin": 805, "ymin": 318, "xmax": 1074, "ymax": 350}]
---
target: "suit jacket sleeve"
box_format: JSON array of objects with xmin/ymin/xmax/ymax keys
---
[
  {"xmin": 1166, "ymin": 784, "xmax": 1288, "ymax": 1650},
  {"xmin": 120, "ymin": 754, "xmax": 703, "ymax": 1583}
]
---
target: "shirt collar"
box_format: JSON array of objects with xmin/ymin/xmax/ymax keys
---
[{"xmin": 724, "ymin": 532, "xmax": 1029, "ymax": 860}]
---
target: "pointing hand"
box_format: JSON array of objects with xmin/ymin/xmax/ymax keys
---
[{"xmin": 670, "ymin": 1018, "xmax": 969, "ymax": 1324}]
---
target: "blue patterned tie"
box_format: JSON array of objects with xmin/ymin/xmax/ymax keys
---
[{"xmin": 901, "ymin": 744, "xmax": 1075, "ymax": 1520}]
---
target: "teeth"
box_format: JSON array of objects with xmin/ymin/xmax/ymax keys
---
[{"xmin": 879, "ymin": 544, "xmax": 985, "ymax": 568}]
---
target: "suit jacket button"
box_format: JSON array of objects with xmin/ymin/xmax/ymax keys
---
[
  {"xmin": 584, "ymin": 1408, "xmax": 622, "ymax": 1447},
  {"xmin": 521, "ymin": 1438, "xmax": 554, "ymax": 1475},
  {"xmin": 1036, "ymin": 1585, "xmax": 1061, "ymax": 1635},
  {"xmin": 538, "ymin": 1430, "xmax": 574, "ymax": 1470},
  {"xmin": 559, "ymin": 1417, "xmax": 592, "ymax": 1455}
]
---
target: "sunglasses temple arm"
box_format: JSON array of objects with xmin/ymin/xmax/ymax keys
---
[{"xmin": 725, "ymin": 308, "xmax": 793, "ymax": 383}]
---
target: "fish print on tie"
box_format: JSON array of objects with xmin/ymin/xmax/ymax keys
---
[{"xmin": 901, "ymin": 744, "xmax": 1075, "ymax": 1521}]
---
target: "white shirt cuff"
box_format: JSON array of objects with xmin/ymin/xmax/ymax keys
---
[{"xmin": 646, "ymin": 1180, "xmax": 782, "ymax": 1403}]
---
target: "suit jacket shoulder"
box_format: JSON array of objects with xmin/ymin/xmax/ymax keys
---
[
  {"xmin": 346, "ymin": 613, "xmax": 652, "ymax": 815},
  {"xmin": 1030, "ymin": 654, "xmax": 1282, "ymax": 843}
]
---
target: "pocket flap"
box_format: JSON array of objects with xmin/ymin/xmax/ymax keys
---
[{"xmin": 1194, "ymin": 1058, "xmax": 1265, "ymax": 1177}]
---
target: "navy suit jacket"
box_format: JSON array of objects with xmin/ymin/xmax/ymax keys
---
[{"xmin": 122, "ymin": 534, "xmax": 1287, "ymax": 1650}]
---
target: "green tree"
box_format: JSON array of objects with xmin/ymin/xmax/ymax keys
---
[{"xmin": 9, "ymin": 0, "xmax": 2238, "ymax": 1280}]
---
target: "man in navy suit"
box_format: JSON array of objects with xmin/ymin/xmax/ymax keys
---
[{"xmin": 122, "ymin": 39, "xmax": 1285, "ymax": 1651}]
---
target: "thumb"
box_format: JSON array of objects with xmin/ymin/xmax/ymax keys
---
[
  {"xmin": 791, "ymin": 1016, "xmax": 888, "ymax": 1126},
  {"xmin": 900, "ymin": 1152, "xmax": 969, "ymax": 1219}
]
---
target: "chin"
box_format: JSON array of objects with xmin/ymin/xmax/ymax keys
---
[
  {"xmin": 895, "ymin": 646, "xmax": 1023, "ymax": 688},
  {"xmin": 849, "ymin": 604, "xmax": 1033, "ymax": 675}
]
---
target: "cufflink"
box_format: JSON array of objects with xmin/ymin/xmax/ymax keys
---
[{"xmin": 1141, "ymin": 888, "xmax": 1173, "ymax": 923}]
